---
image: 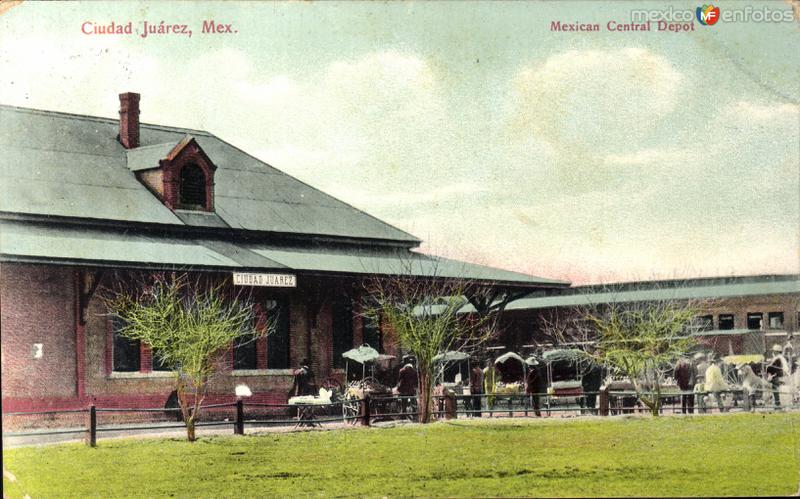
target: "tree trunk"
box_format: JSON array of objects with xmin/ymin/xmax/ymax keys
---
[
  {"xmin": 650, "ymin": 383, "xmax": 662, "ymax": 416},
  {"xmin": 418, "ymin": 371, "xmax": 434, "ymax": 424},
  {"xmin": 186, "ymin": 418, "xmax": 196, "ymax": 442}
]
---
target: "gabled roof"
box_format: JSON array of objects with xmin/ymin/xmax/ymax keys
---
[
  {"xmin": 0, "ymin": 105, "xmax": 420, "ymax": 244},
  {"xmin": 127, "ymin": 135, "xmax": 216, "ymax": 172},
  {"xmin": 125, "ymin": 141, "xmax": 179, "ymax": 172}
]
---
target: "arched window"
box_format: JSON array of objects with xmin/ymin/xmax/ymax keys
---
[{"xmin": 179, "ymin": 164, "xmax": 206, "ymax": 208}]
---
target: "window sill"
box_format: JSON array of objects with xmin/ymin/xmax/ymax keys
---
[
  {"xmin": 175, "ymin": 208, "xmax": 213, "ymax": 214},
  {"xmin": 108, "ymin": 371, "xmax": 174, "ymax": 379},
  {"xmin": 232, "ymin": 369, "xmax": 293, "ymax": 376}
]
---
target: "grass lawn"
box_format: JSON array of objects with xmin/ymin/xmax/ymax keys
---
[{"xmin": 4, "ymin": 412, "xmax": 800, "ymax": 498}]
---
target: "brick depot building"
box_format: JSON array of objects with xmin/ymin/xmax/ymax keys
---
[
  {"xmin": 0, "ymin": 94, "xmax": 568, "ymax": 413},
  {"xmin": 494, "ymin": 274, "xmax": 800, "ymax": 356}
]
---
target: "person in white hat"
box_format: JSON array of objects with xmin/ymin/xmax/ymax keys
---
[
  {"xmin": 704, "ymin": 356, "xmax": 728, "ymax": 413},
  {"xmin": 766, "ymin": 344, "xmax": 788, "ymax": 407}
]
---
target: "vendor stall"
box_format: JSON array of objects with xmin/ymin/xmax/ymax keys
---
[
  {"xmin": 340, "ymin": 345, "xmax": 396, "ymax": 423},
  {"xmin": 434, "ymin": 351, "xmax": 470, "ymax": 394}
]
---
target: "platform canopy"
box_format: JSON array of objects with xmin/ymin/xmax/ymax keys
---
[{"xmin": 0, "ymin": 220, "xmax": 568, "ymax": 289}]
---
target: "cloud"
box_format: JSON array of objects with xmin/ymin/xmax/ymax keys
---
[
  {"xmin": 0, "ymin": 32, "xmax": 159, "ymax": 114},
  {"xmin": 509, "ymin": 47, "xmax": 684, "ymax": 149},
  {"xmin": 723, "ymin": 100, "xmax": 799, "ymax": 122},
  {"xmin": 603, "ymin": 148, "xmax": 689, "ymax": 166},
  {"xmin": 333, "ymin": 181, "xmax": 487, "ymax": 209}
]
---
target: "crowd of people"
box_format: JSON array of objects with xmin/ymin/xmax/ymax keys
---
[
  {"xmin": 287, "ymin": 334, "xmax": 798, "ymax": 417},
  {"xmin": 673, "ymin": 336, "xmax": 797, "ymax": 414}
]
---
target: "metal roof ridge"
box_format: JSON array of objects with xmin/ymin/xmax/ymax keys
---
[{"xmin": 0, "ymin": 103, "xmax": 213, "ymax": 137}]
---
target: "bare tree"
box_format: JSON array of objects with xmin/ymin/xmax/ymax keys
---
[{"xmin": 103, "ymin": 272, "xmax": 270, "ymax": 441}]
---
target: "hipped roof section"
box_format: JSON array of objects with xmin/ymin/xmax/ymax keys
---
[{"xmin": 0, "ymin": 105, "xmax": 419, "ymax": 244}]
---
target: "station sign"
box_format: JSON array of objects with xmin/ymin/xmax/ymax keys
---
[{"xmin": 232, "ymin": 273, "xmax": 297, "ymax": 288}]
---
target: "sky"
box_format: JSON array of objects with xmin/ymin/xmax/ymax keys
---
[{"xmin": 1, "ymin": 1, "xmax": 798, "ymax": 284}]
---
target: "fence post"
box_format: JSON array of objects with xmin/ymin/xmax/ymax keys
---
[
  {"xmin": 87, "ymin": 404, "xmax": 97, "ymax": 447},
  {"xmin": 598, "ymin": 388, "xmax": 609, "ymax": 417},
  {"xmin": 234, "ymin": 399, "xmax": 244, "ymax": 435},
  {"xmin": 360, "ymin": 395, "xmax": 371, "ymax": 426}
]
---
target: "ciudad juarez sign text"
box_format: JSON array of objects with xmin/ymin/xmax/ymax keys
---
[{"xmin": 232, "ymin": 273, "xmax": 297, "ymax": 288}]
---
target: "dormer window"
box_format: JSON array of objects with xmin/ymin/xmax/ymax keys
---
[
  {"xmin": 179, "ymin": 164, "xmax": 207, "ymax": 209},
  {"xmin": 128, "ymin": 133, "xmax": 216, "ymax": 212}
]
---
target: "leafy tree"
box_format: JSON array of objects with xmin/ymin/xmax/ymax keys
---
[
  {"xmin": 585, "ymin": 300, "xmax": 699, "ymax": 416},
  {"xmin": 542, "ymin": 285, "xmax": 705, "ymax": 417},
  {"xmin": 104, "ymin": 273, "xmax": 267, "ymax": 441},
  {"xmin": 363, "ymin": 266, "xmax": 501, "ymax": 424}
]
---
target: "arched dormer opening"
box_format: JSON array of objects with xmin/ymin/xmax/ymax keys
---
[{"xmin": 179, "ymin": 164, "xmax": 207, "ymax": 209}]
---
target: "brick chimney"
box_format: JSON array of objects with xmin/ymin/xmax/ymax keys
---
[{"xmin": 118, "ymin": 92, "xmax": 140, "ymax": 149}]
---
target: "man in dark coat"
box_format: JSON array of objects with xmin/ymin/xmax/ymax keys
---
[
  {"xmin": 290, "ymin": 359, "xmax": 314, "ymax": 397},
  {"xmin": 766, "ymin": 345, "xmax": 787, "ymax": 407},
  {"xmin": 675, "ymin": 357, "xmax": 695, "ymax": 414},
  {"xmin": 469, "ymin": 360, "xmax": 484, "ymax": 417},
  {"xmin": 396, "ymin": 355, "xmax": 419, "ymax": 396},
  {"xmin": 395, "ymin": 355, "xmax": 418, "ymax": 416},
  {"xmin": 525, "ymin": 363, "xmax": 543, "ymax": 417},
  {"xmin": 582, "ymin": 364, "xmax": 604, "ymax": 415}
]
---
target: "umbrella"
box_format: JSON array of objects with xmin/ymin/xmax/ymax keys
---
[
  {"xmin": 434, "ymin": 351, "xmax": 470, "ymax": 362},
  {"xmin": 541, "ymin": 349, "xmax": 587, "ymax": 363},
  {"xmin": 342, "ymin": 345, "xmax": 381, "ymax": 364},
  {"xmin": 342, "ymin": 345, "xmax": 381, "ymax": 381},
  {"xmin": 722, "ymin": 354, "xmax": 763, "ymax": 366},
  {"xmin": 494, "ymin": 351, "xmax": 526, "ymax": 365},
  {"xmin": 493, "ymin": 351, "xmax": 528, "ymax": 390}
]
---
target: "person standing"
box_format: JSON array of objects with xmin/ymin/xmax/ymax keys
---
[
  {"xmin": 582, "ymin": 363, "xmax": 603, "ymax": 416},
  {"xmin": 468, "ymin": 360, "xmax": 484, "ymax": 418},
  {"xmin": 783, "ymin": 334, "xmax": 795, "ymax": 373},
  {"xmin": 290, "ymin": 359, "xmax": 314, "ymax": 397},
  {"xmin": 395, "ymin": 355, "xmax": 419, "ymax": 416},
  {"xmin": 704, "ymin": 356, "xmax": 728, "ymax": 413},
  {"xmin": 766, "ymin": 344, "xmax": 787, "ymax": 407},
  {"xmin": 483, "ymin": 359, "xmax": 499, "ymax": 410},
  {"xmin": 694, "ymin": 352, "xmax": 709, "ymax": 413},
  {"xmin": 675, "ymin": 357, "xmax": 695, "ymax": 414},
  {"xmin": 525, "ymin": 362, "xmax": 543, "ymax": 417}
]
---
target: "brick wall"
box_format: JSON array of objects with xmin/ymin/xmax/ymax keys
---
[
  {"xmin": 82, "ymin": 272, "xmax": 307, "ymax": 406},
  {"xmin": 0, "ymin": 263, "xmax": 77, "ymax": 400},
  {"xmin": 1, "ymin": 264, "xmax": 383, "ymax": 413}
]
